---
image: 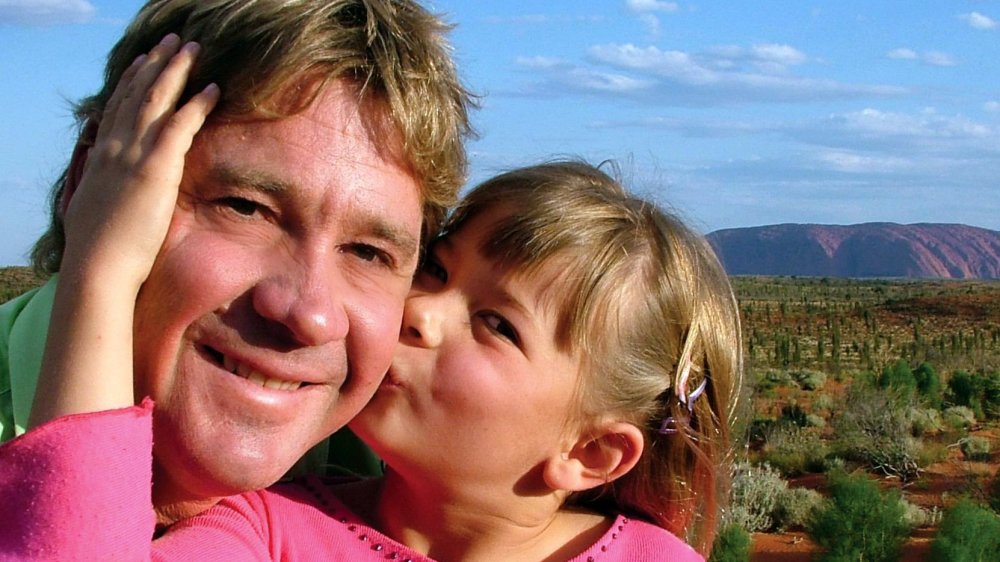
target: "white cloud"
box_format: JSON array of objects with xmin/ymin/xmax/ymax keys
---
[
  {"xmin": 639, "ymin": 13, "xmax": 661, "ymax": 38},
  {"xmin": 886, "ymin": 48, "xmax": 956, "ymax": 67},
  {"xmin": 751, "ymin": 44, "xmax": 808, "ymax": 67},
  {"xmin": 961, "ymin": 11, "xmax": 997, "ymax": 30},
  {"xmin": 922, "ymin": 51, "xmax": 956, "ymax": 67},
  {"xmin": 0, "ymin": 0, "xmax": 95, "ymax": 26},
  {"xmin": 985, "ymin": 101, "xmax": 1000, "ymax": 113},
  {"xmin": 817, "ymin": 150, "xmax": 910, "ymax": 173},
  {"xmin": 577, "ymin": 43, "xmax": 902, "ymax": 104},
  {"xmin": 515, "ymin": 56, "xmax": 565, "ymax": 69},
  {"xmin": 626, "ymin": 0, "xmax": 679, "ymax": 14},
  {"xmin": 887, "ymin": 48, "xmax": 918, "ymax": 60}
]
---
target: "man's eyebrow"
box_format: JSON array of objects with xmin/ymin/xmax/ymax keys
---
[
  {"xmin": 211, "ymin": 165, "xmax": 291, "ymax": 194},
  {"xmin": 370, "ymin": 218, "xmax": 420, "ymax": 264},
  {"xmin": 212, "ymin": 164, "xmax": 420, "ymax": 263}
]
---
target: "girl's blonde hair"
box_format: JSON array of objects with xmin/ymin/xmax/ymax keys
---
[{"xmin": 445, "ymin": 160, "xmax": 744, "ymax": 555}]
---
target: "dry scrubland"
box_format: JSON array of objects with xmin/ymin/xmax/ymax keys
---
[
  {"xmin": 726, "ymin": 276, "xmax": 1000, "ymax": 562},
  {"xmin": 3, "ymin": 269, "xmax": 999, "ymax": 561}
]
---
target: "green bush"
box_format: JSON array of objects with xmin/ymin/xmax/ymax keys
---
[
  {"xmin": 808, "ymin": 471, "xmax": 910, "ymax": 562},
  {"xmin": 930, "ymin": 500, "xmax": 1000, "ymax": 562},
  {"xmin": 900, "ymin": 498, "xmax": 939, "ymax": 528},
  {"xmin": 959, "ymin": 436, "xmax": 991, "ymax": 461},
  {"xmin": 913, "ymin": 362, "xmax": 943, "ymax": 408},
  {"xmin": 813, "ymin": 393, "xmax": 835, "ymax": 412},
  {"xmin": 910, "ymin": 407, "xmax": 943, "ymax": 436},
  {"xmin": 879, "ymin": 359, "xmax": 917, "ymax": 395},
  {"xmin": 729, "ymin": 462, "xmax": 787, "ymax": 532},
  {"xmin": 793, "ymin": 369, "xmax": 827, "ymax": 391},
  {"xmin": 989, "ymin": 475, "xmax": 1000, "ymax": 514},
  {"xmin": 773, "ymin": 487, "xmax": 824, "ymax": 531},
  {"xmin": 761, "ymin": 424, "xmax": 828, "ymax": 476},
  {"xmin": 708, "ymin": 523, "xmax": 751, "ymax": 562},
  {"xmin": 943, "ymin": 405, "xmax": 976, "ymax": 429}
]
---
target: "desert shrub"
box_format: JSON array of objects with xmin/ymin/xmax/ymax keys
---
[
  {"xmin": 879, "ymin": 359, "xmax": 917, "ymax": 396},
  {"xmin": 761, "ymin": 424, "xmax": 828, "ymax": 476},
  {"xmin": 946, "ymin": 370, "xmax": 1000, "ymax": 420},
  {"xmin": 729, "ymin": 461, "xmax": 787, "ymax": 532},
  {"xmin": 773, "ymin": 487, "xmax": 824, "ymax": 531},
  {"xmin": 813, "ymin": 393, "xmax": 835, "ymax": 412},
  {"xmin": 989, "ymin": 475, "xmax": 1000, "ymax": 513},
  {"xmin": 980, "ymin": 370, "xmax": 1000, "ymax": 419},
  {"xmin": 910, "ymin": 407, "xmax": 943, "ymax": 436},
  {"xmin": 793, "ymin": 369, "xmax": 827, "ymax": 391},
  {"xmin": 779, "ymin": 402, "xmax": 808, "ymax": 427},
  {"xmin": 959, "ymin": 436, "xmax": 991, "ymax": 461},
  {"xmin": 913, "ymin": 362, "xmax": 943, "ymax": 408},
  {"xmin": 763, "ymin": 370, "xmax": 795, "ymax": 388},
  {"xmin": 900, "ymin": 498, "xmax": 939, "ymax": 528},
  {"xmin": 949, "ymin": 370, "xmax": 979, "ymax": 409},
  {"xmin": 805, "ymin": 413, "xmax": 826, "ymax": 428},
  {"xmin": 808, "ymin": 471, "xmax": 910, "ymax": 562},
  {"xmin": 930, "ymin": 500, "xmax": 1000, "ymax": 562},
  {"xmin": 917, "ymin": 440, "xmax": 949, "ymax": 467},
  {"xmin": 708, "ymin": 523, "xmax": 751, "ymax": 562},
  {"xmin": 943, "ymin": 405, "xmax": 976, "ymax": 429},
  {"xmin": 832, "ymin": 383, "xmax": 920, "ymax": 481}
]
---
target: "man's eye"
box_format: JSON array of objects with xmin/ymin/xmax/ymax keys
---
[
  {"xmin": 482, "ymin": 312, "xmax": 519, "ymax": 345},
  {"xmin": 217, "ymin": 197, "xmax": 261, "ymax": 217},
  {"xmin": 347, "ymin": 243, "xmax": 391, "ymax": 265}
]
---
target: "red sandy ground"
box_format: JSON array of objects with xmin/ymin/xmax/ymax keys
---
[{"xmin": 750, "ymin": 430, "xmax": 999, "ymax": 562}]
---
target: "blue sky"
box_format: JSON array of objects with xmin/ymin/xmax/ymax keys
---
[{"xmin": 1, "ymin": 1, "xmax": 998, "ymax": 266}]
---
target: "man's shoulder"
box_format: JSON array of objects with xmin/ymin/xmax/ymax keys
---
[{"xmin": 0, "ymin": 276, "xmax": 57, "ymax": 441}]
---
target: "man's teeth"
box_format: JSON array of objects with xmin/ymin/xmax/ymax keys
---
[{"xmin": 222, "ymin": 355, "xmax": 302, "ymax": 391}]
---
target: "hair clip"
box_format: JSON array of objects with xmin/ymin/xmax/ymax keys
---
[{"xmin": 658, "ymin": 371, "xmax": 708, "ymax": 436}]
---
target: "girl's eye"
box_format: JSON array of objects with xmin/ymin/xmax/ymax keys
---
[
  {"xmin": 482, "ymin": 312, "xmax": 520, "ymax": 345},
  {"xmin": 420, "ymin": 255, "xmax": 448, "ymax": 283}
]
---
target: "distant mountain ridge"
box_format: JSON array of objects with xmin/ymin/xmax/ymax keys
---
[{"xmin": 706, "ymin": 223, "xmax": 1000, "ymax": 279}]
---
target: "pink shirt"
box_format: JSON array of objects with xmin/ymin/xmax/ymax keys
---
[{"xmin": 0, "ymin": 401, "xmax": 703, "ymax": 561}]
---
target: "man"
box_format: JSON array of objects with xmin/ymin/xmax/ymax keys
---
[{"xmin": 0, "ymin": 0, "xmax": 473, "ymax": 525}]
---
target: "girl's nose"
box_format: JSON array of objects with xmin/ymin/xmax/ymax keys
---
[{"xmin": 399, "ymin": 292, "xmax": 453, "ymax": 348}]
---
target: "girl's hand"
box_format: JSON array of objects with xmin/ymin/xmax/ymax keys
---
[
  {"xmin": 29, "ymin": 35, "xmax": 219, "ymax": 428},
  {"xmin": 62, "ymin": 33, "xmax": 220, "ymax": 291}
]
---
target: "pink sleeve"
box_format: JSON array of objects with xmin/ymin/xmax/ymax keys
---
[
  {"xmin": 0, "ymin": 400, "xmax": 276, "ymax": 562},
  {"xmin": 0, "ymin": 400, "xmax": 157, "ymax": 561}
]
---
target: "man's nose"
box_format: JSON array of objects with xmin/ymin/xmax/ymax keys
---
[{"xmin": 252, "ymin": 254, "xmax": 349, "ymax": 347}]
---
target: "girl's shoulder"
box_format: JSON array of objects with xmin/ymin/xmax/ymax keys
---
[{"xmin": 572, "ymin": 514, "xmax": 704, "ymax": 562}]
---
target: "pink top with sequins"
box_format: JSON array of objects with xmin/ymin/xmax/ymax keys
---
[{"xmin": 0, "ymin": 401, "xmax": 703, "ymax": 561}]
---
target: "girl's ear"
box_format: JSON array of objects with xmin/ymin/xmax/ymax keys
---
[
  {"xmin": 62, "ymin": 118, "xmax": 99, "ymax": 218},
  {"xmin": 543, "ymin": 422, "xmax": 644, "ymax": 492}
]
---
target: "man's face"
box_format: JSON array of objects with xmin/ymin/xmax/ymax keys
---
[{"xmin": 130, "ymin": 80, "xmax": 423, "ymax": 504}]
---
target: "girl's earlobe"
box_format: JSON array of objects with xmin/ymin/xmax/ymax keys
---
[{"xmin": 542, "ymin": 422, "xmax": 645, "ymax": 492}]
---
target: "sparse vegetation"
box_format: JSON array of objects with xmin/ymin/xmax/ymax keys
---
[
  {"xmin": 930, "ymin": 500, "xmax": 1000, "ymax": 562},
  {"xmin": 808, "ymin": 471, "xmax": 910, "ymax": 562}
]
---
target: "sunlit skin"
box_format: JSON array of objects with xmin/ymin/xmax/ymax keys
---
[
  {"xmin": 128, "ymin": 79, "xmax": 424, "ymax": 522},
  {"xmin": 348, "ymin": 208, "xmax": 621, "ymax": 561}
]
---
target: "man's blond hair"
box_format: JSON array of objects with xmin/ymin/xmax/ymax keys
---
[{"xmin": 33, "ymin": 0, "xmax": 475, "ymax": 274}]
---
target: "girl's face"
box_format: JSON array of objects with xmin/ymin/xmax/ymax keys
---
[{"xmin": 349, "ymin": 207, "xmax": 585, "ymax": 489}]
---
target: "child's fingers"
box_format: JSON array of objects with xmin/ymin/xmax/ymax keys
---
[
  {"xmin": 133, "ymin": 41, "xmax": 203, "ymax": 154},
  {"xmin": 103, "ymin": 34, "xmax": 184, "ymax": 145},
  {"xmin": 148, "ymin": 83, "xmax": 221, "ymax": 161},
  {"xmin": 99, "ymin": 54, "xmax": 147, "ymax": 135}
]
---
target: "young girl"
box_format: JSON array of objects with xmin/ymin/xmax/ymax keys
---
[{"xmin": 0, "ymin": 40, "xmax": 743, "ymax": 561}]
